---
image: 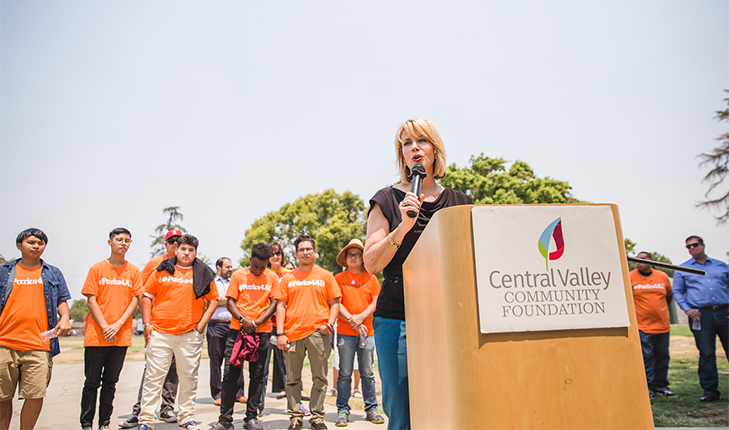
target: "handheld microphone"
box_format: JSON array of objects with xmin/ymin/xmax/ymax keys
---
[{"xmin": 406, "ymin": 163, "xmax": 427, "ymax": 218}]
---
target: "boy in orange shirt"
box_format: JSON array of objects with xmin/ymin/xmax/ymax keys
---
[
  {"xmin": 0, "ymin": 228, "xmax": 72, "ymax": 430},
  {"xmin": 630, "ymin": 251, "xmax": 674, "ymax": 398},
  {"xmin": 120, "ymin": 229, "xmax": 182, "ymax": 429},
  {"xmin": 80, "ymin": 228, "xmax": 143, "ymax": 430},
  {"xmin": 274, "ymin": 235, "xmax": 341, "ymax": 430},
  {"xmin": 213, "ymin": 243, "xmax": 278, "ymax": 430},
  {"xmin": 332, "ymin": 239, "xmax": 384, "ymax": 426},
  {"xmin": 138, "ymin": 234, "xmax": 219, "ymax": 430}
]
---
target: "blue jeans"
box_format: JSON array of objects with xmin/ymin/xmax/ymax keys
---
[
  {"xmin": 690, "ymin": 307, "xmax": 729, "ymax": 397},
  {"xmin": 373, "ymin": 317, "xmax": 409, "ymax": 430},
  {"xmin": 336, "ymin": 334, "xmax": 378, "ymax": 414},
  {"xmin": 638, "ymin": 330, "xmax": 670, "ymax": 393}
]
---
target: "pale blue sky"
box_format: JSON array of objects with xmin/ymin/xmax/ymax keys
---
[{"xmin": 1, "ymin": 1, "xmax": 727, "ymax": 300}]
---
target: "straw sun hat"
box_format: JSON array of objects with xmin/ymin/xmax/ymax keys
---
[{"xmin": 336, "ymin": 239, "xmax": 365, "ymax": 268}]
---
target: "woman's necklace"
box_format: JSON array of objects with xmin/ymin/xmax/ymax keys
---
[{"xmin": 347, "ymin": 271, "xmax": 365, "ymax": 286}]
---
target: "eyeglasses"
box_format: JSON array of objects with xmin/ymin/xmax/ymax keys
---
[
  {"xmin": 346, "ymin": 253, "xmax": 362, "ymax": 259},
  {"xmin": 297, "ymin": 247, "xmax": 315, "ymax": 254},
  {"xmin": 686, "ymin": 243, "xmax": 701, "ymax": 249},
  {"xmin": 114, "ymin": 238, "xmax": 132, "ymax": 244},
  {"xmin": 167, "ymin": 238, "xmax": 179, "ymax": 245}
]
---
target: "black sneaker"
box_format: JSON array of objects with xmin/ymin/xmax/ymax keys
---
[
  {"xmin": 288, "ymin": 418, "xmax": 303, "ymax": 430},
  {"xmin": 244, "ymin": 419, "xmax": 264, "ymax": 430},
  {"xmin": 119, "ymin": 415, "xmax": 138, "ymax": 428},
  {"xmin": 211, "ymin": 423, "xmax": 234, "ymax": 430},
  {"xmin": 310, "ymin": 418, "xmax": 327, "ymax": 430},
  {"xmin": 160, "ymin": 410, "xmax": 177, "ymax": 423}
]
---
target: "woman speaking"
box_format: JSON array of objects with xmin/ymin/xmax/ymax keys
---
[{"xmin": 364, "ymin": 118, "xmax": 472, "ymax": 429}]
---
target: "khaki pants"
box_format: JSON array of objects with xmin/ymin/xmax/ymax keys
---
[
  {"xmin": 283, "ymin": 330, "xmax": 330, "ymax": 420},
  {"xmin": 138, "ymin": 330, "xmax": 204, "ymax": 427}
]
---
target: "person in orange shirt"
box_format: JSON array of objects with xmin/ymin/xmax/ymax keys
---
[
  {"xmin": 333, "ymin": 239, "xmax": 384, "ymax": 427},
  {"xmin": 79, "ymin": 228, "xmax": 143, "ymax": 430},
  {"xmin": 137, "ymin": 234, "xmax": 219, "ymax": 430},
  {"xmin": 120, "ymin": 229, "xmax": 182, "ymax": 429},
  {"xmin": 213, "ymin": 243, "xmax": 278, "ymax": 430},
  {"xmin": 0, "ymin": 228, "xmax": 72, "ymax": 430},
  {"xmin": 274, "ymin": 235, "xmax": 341, "ymax": 430},
  {"xmin": 630, "ymin": 251, "xmax": 675, "ymax": 398}
]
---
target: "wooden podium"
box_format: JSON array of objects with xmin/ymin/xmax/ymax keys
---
[{"xmin": 402, "ymin": 205, "xmax": 653, "ymax": 429}]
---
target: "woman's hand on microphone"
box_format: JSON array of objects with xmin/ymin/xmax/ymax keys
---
[{"xmin": 399, "ymin": 191, "xmax": 424, "ymax": 230}]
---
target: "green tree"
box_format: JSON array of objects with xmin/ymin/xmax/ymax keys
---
[
  {"xmin": 0, "ymin": 253, "xmax": 8, "ymax": 264},
  {"xmin": 149, "ymin": 206, "xmax": 187, "ymax": 257},
  {"xmin": 441, "ymin": 154, "xmax": 581, "ymax": 204},
  {"xmin": 240, "ymin": 189, "xmax": 366, "ymax": 273},
  {"xmin": 69, "ymin": 298, "xmax": 89, "ymax": 322},
  {"xmin": 698, "ymin": 90, "xmax": 729, "ymax": 224}
]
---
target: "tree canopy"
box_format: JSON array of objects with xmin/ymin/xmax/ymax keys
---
[
  {"xmin": 440, "ymin": 154, "xmax": 581, "ymax": 204},
  {"xmin": 69, "ymin": 298, "xmax": 89, "ymax": 322},
  {"xmin": 240, "ymin": 189, "xmax": 366, "ymax": 274},
  {"xmin": 149, "ymin": 206, "xmax": 187, "ymax": 257},
  {"xmin": 698, "ymin": 90, "xmax": 729, "ymax": 224}
]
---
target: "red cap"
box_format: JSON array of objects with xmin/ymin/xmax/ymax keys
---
[{"xmin": 165, "ymin": 229, "xmax": 183, "ymax": 240}]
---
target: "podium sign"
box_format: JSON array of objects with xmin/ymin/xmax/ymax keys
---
[{"xmin": 472, "ymin": 205, "xmax": 630, "ymax": 334}]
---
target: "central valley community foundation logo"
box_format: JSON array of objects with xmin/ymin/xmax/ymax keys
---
[{"xmin": 538, "ymin": 217, "xmax": 564, "ymax": 270}]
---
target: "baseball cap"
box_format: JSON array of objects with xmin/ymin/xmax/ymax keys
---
[{"xmin": 165, "ymin": 229, "xmax": 183, "ymax": 240}]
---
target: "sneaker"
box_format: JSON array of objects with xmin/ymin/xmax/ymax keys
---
[
  {"xmin": 120, "ymin": 416, "xmax": 138, "ymax": 428},
  {"xmin": 288, "ymin": 418, "xmax": 303, "ymax": 430},
  {"xmin": 178, "ymin": 421, "xmax": 201, "ymax": 430},
  {"xmin": 335, "ymin": 411, "xmax": 349, "ymax": 427},
  {"xmin": 326, "ymin": 388, "xmax": 337, "ymax": 397},
  {"xmin": 300, "ymin": 404, "xmax": 311, "ymax": 416},
  {"xmin": 136, "ymin": 426, "xmax": 152, "ymax": 430},
  {"xmin": 211, "ymin": 423, "xmax": 234, "ymax": 430},
  {"xmin": 243, "ymin": 419, "xmax": 264, "ymax": 430},
  {"xmin": 352, "ymin": 389, "xmax": 362, "ymax": 399},
  {"xmin": 82, "ymin": 427, "xmax": 92, "ymax": 430},
  {"xmin": 100, "ymin": 426, "xmax": 111, "ymax": 430},
  {"xmin": 657, "ymin": 389, "xmax": 677, "ymax": 397},
  {"xmin": 365, "ymin": 412, "xmax": 385, "ymax": 424},
  {"xmin": 310, "ymin": 418, "xmax": 327, "ymax": 430},
  {"xmin": 160, "ymin": 411, "xmax": 177, "ymax": 423}
]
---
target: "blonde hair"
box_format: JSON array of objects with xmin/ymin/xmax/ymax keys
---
[{"xmin": 395, "ymin": 118, "xmax": 447, "ymax": 184}]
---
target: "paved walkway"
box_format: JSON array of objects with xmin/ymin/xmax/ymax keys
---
[{"xmin": 8, "ymin": 360, "xmax": 385, "ymax": 430}]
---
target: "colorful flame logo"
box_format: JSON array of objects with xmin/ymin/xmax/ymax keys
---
[{"xmin": 538, "ymin": 217, "xmax": 564, "ymax": 270}]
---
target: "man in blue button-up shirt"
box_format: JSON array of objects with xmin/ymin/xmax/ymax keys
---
[{"xmin": 673, "ymin": 235, "xmax": 729, "ymax": 402}]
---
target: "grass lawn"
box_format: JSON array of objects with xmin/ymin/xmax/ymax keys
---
[{"xmin": 650, "ymin": 326, "xmax": 728, "ymax": 428}]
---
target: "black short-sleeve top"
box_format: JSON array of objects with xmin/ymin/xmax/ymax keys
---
[{"xmin": 368, "ymin": 186, "xmax": 472, "ymax": 320}]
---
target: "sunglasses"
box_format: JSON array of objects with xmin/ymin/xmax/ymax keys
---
[
  {"xmin": 272, "ymin": 250, "xmax": 283, "ymax": 256},
  {"xmin": 167, "ymin": 238, "xmax": 179, "ymax": 245},
  {"xmin": 685, "ymin": 243, "xmax": 701, "ymax": 249}
]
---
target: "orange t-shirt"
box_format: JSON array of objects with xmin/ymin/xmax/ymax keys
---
[
  {"xmin": 81, "ymin": 260, "xmax": 143, "ymax": 347},
  {"xmin": 226, "ymin": 268, "xmax": 278, "ymax": 333},
  {"xmin": 0, "ymin": 265, "xmax": 49, "ymax": 351},
  {"xmin": 273, "ymin": 266, "xmax": 341, "ymax": 342},
  {"xmin": 335, "ymin": 271, "xmax": 381, "ymax": 336},
  {"xmin": 144, "ymin": 266, "xmax": 218, "ymax": 335},
  {"xmin": 630, "ymin": 269, "xmax": 673, "ymax": 334},
  {"xmin": 141, "ymin": 254, "xmax": 170, "ymax": 284}
]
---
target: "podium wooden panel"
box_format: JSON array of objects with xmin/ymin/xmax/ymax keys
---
[{"xmin": 402, "ymin": 204, "xmax": 653, "ymax": 429}]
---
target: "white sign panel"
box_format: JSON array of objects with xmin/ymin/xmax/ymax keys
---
[{"xmin": 472, "ymin": 206, "xmax": 630, "ymax": 334}]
